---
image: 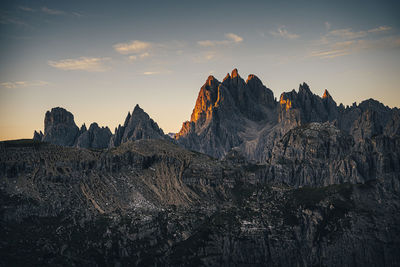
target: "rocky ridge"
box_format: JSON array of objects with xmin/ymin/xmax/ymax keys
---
[
  {"xmin": 0, "ymin": 139, "xmax": 399, "ymax": 266},
  {"xmin": 175, "ymin": 69, "xmax": 400, "ymax": 165},
  {"xmin": 33, "ymin": 105, "xmax": 167, "ymax": 149},
  {"xmin": 3, "ymin": 68, "xmax": 399, "ymax": 266}
]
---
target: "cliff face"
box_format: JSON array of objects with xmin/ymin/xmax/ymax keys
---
[
  {"xmin": 176, "ymin": 69, "xmax": 400, "ymax": 165},
  {"xmin": 33, "ymin": 104, "xmax": 165, "ymax": 150},
  {"xmin": 175, "ymin": 69, "xmax": 277, "ymax": 158},
  {"xmin": 109, "ymin": 104, "xmax": 166, "ymax": 148},
  {"xmin": 75, "ymin": 123, "xmax": 112, "ymax": 149},
  {"xmin": 1, "ymin": 139, "xmax": 399, "ymax": 266},
  {"xmin": 41, "ymin": 107, "xmax": 80, "ymax": 146},
  {"xmin": 8, "ymin": 69, "xmax": 400, "ymax": 266}
]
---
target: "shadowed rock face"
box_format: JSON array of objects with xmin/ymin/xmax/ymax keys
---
[
  {"xmin": 75, "ymin": 123, "xmax": 112, "ymax": 149},
  {"xmin": 34, "ymin": 105, "xmax": 164, "ymax": 149},
  {"xmin": 109, "ymin": 104, "xmax": 166, "ymax": 147},
  {"xmin": 13, "ymin": 69, "xmax": 400, "ymax": 266},
  {"xmin": 41, "ymin": 107, "xmax": 80, "ymax": 146},
  {"xmin": 175, "ymin": 69, "xmax": 277, "ymax": 158},
  {"xmin": 1, "ymin": 139, "xmax": 399, "ymax": 266},
  {"xmin": 176, "ymin": 69, "xmax": 400, "ymax": 164}
]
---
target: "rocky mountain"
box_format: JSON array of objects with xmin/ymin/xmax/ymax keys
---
[
  {"xmin": 75, "ymin": 123, "xmax": 112, "ymax": 149},
  {"xmin": 175, "ymin": 69, "xmax": 399, "ymax": 164},
  {"xmin": 175, "ymin": 69, "xmax": 277, "ymax": 158},
  {"xmin": 109, "ymin": 104, "xmax": 167, "ymax": 147},
  {"xmin": 39, "ymin": 107, "xmax": 80, "ymax": 146},
  {"xmin": 1, "ymin": 139, "xmax": 399, "ymax": 266},
  {"xmin": 33, "ymin": 105, "xmax": 166, "ymax": 149},
  {"xmin": 3, "ymin": 69, "xmax": 399, "ymax": 266}
]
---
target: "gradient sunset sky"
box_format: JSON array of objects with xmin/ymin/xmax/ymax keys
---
[{"xmin": 1, "ymin": 0, "xmax": 399, "ymax": 140}]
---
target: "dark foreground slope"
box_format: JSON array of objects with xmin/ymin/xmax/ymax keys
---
[{"xmin": 1, "ymin": 139, "xmax": 399, "ymax": 266}]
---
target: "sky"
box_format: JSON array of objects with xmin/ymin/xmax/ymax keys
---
[{"xmin": 0, "ymin": 0, "xmax": 400, "ymax": 140}]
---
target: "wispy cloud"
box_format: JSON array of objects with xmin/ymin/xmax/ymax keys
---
[
  {"xmin": 48, "ymin": 57, "xmax": 110, "ymax": 72},
  {"xmin": 139, "ymin": 52, "xmax": 150, "ymax": 58},
  {"xmin": 0, "ymin": 12, "xmax": 30, "ymax": 27},
  {"xmin": 368, "ymin": 26, "xmax": 392, "ymax": 33},
  {"xmin": 113, "ymin": 40, "xmax": 152, "ymax": 54},
  {"xmin": 143, "ymin": 71, "xmax": 159, "ymax": 75},
  {"xmin": 0, "ymin": 80, "xmax": 49, "ymax": 89},
  {"xmin": 225, "ymin": 33, "xmax": 243, "ymax": 43},
  {"xmin": 128, "ymin": 52, "xmax": 150, "ymax": 62},
  {"xmin": 18, "ymin": 6, "xmax": 35, "ymax": 12},
  {"xmin": 142, "ymin": 69, "xmax": 172, "ymax": 75},
  {"xmin": 197, "ymin": 33, "xmax": 243, "ymax": 47},
  {"xmin": 325, "ymin": 28, "xmax": 367, "ymax": 40},
  {"xmin": 193, "ymin": 51, "xmax": 217, "ymax": 63},
  {"xmin": 270, "ymin": 26, "xmax": 299, "ymax": 39},
  {"xmin": 72, "ymin": 12, "xmax": 83, "ymax": 17},
  {"xmin": 41, "ymin": 7, "xmax": 65, "ymax": 15},
  {"xmin": 311, "ymin": 25, "xmax": 396, "ymax": 59},
  {"xmin": 310, "ymin": 48, "xmax": 351, "ymax": 59},
  {"xmin": 19, "ymin": 6, "xmax": 82, "ymax": 17}
]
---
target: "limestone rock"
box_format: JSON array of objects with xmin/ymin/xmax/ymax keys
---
[
  {"xmin": 41, "ymin": 107, "xmax": 79, "ymax": 146},
  {"xmin": 75, "ymin": 123, "xmax": 112, "ymax": 149},
  {"xmin": 109, "ymin": 104, "xmax": 166, "ymax": 147},
  {"xmin": 33, "ymin": 130, "xmax": 43, "ymax": 141},
  {"xmin": 175, "ymin": 69, "xmax": 276, "ymax": 158}
]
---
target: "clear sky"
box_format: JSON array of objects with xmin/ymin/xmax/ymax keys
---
[{"xmin": 1, "ymin": 0, "xmax": 399, "ymax": 140}]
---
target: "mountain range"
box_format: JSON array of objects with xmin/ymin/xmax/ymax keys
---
[{"xmin": 2, "ymin": 69, "xmax": 400, "ymax": 266}]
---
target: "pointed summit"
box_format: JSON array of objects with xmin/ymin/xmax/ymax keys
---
[
  {"xmin": 246, "ymin": 74, "xmax": 261, "ymax": 84},
  {"xmin": 109, "ymin": 105, "xmax": 165, "ymax": 147},
  {"xmin": 123, "ymin": 111, "xmax": 131, "ymax": 126},
  {"xmin": 231, "ymin": 68, "xmax": 239, "ymax": 79},
  {"xmin": 322, "ymin": 89, "xmax": 331, "ymax": 99},
  {"xmin": 133, "ymin": 104, "xmax": 144, "ymax": 114},
  {"xmin": 206, "ymin": 75, "xmax": 217, "ymax": 86},
  {"xmin": 223, "ymin": 73, "xmax": 231, "ymax": 82},
  {"xmin": 299, "ymin": 82, "xmax": 311, "ymax": 95}
]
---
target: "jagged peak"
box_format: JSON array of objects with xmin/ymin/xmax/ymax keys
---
[
  {"xmin": 45, "ymin": 106, "xmax": 74, "ymax": 119},
  {"xmin": 123, "ymin": 111, "xmax": 131, "ymax": 126},
  {"xmin": 80, "ymin": 123, "xmax": 87, "ymax": 132},
  {"xmin": 49, "ymin": 106, "xmax": 69, "ymax": 113},
  {"xmin": 89, "ymin": 122, "xmax": 99, "ymax": 130},
  {"xmin": 133, "ymin": 104, "xmax": 144, "ymax": 114},
  {"xmin": 299, "ymin": 82, "xmax": 311, "ymax": 94},
  {"xmin": 223, "ymin": 73, "xmax": 231, "ymax": 82},
  {"xmin": 322, "ymin": 89, "xmax": 331, "ymax": 99},
  {"xmin": 231, "ymin": 68, "xmax": 239, "ymax": 78},
  {"xmin": 246, "ymin": 74, "xmax": 261, "ymax": 84},
  {"xmin": 205, "ymin": 75, "xmax": 218, "ymax": 87}
]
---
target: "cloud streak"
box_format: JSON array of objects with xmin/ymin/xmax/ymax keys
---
[
  {"xmin": 41, "ymin": 7, "xmax": 65, "ymax": 15},
  {"xmin": 197, "ymin": 33, "xmax": 243, "ymax": 47},
  {"xmin": 128, "ymin": 52, "xmax": 150, "ymax": 62},
  {"xmin": 270, "ymin": 26, "xmax": 299, "ymax": 39},
  {"xmin": 143, "ymin": 71, "xmax": 159, "ymax": 75},
  {"xmin": 18, "ymin": 6, "xmax": 82, "ymax": 17},
  {"xmin": 18, "ymin": 6, "xmax": 35, "ymax": 12},
  {"xmin": 113, "ymin": 40, "xmax": 152, "ymax": 54},
  {"xmin": 48, "ymin": 57, "xmax": 110, "ymax": 72},
  {"xmin": 311, "ymin": 25, "xmax": 397, "ymax": 59},
  {"xmin": 0, "ymin": 81, "xmax": 49, "ymax": 89}
]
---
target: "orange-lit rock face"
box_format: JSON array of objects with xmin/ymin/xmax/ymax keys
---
[
  {"xmin": 246, "ymin": 74, "xmax": 256, "ymax": 83},
  {"xmin": 175, "ymin": 121, "xmax": 192, "ymax": 139},
  {"xmin": 231, "ymin": 68, "xmax": 239, "ymax": 78},
  {"xmin": 280, "ymin": 94, "xmax": 292, "ymax": 111},
  {"xmin": 190, "ymin": 76, "xmax": 220, "ymax": 123},
  {"xmin": 223, "ymin": 73, "xmax": 231, "ymax": 82},
  {"xmin": 206, "ymin": 75, "xmax": 216, "ymax": 86},
  {"xmin": 322, "ymin": 89, "xmax": 330, "ymax": 99}
]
